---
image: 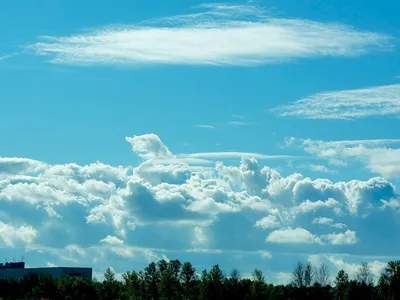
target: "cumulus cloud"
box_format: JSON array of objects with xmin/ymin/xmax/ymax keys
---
[
  {"xmin": 126, "ymin": 134, "xmax": 173, "ymax": 160},
  {"xmin": 0, "ymin": 157, "xmax": 46, "ymax": 176},
  {"xmin": 272, "ymin": 84, "xmax": 400, "ymax": 119},
  {"xmin": 295, "ymin": 198, "xmax": 339, "ymax": 214},
  {"xmin": 0, "ymin": 222, "xmax": 37, "ymax": 247},
  {"xmin": 323, "ymin": 230, "xmax": 358, "ymax": 245},
  {"xmin": 29, "ymin": 4, "xmax": 391, "ymax": 67},
  {"xmin": 255, "ymin": 215, "xmax": 280, "ymax": 229},
  {"xmin": 327, "ymin": 256, "xmax": 386, "ymax": 280},
  {"xmin": 266, "ymin": 227, "xmax": 323, "ymax": 244},
  {"xmin": 0, "ymin": 133, "xmax": 399, "ymax": 276}
]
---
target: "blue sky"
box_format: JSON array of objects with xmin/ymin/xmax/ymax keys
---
[{"xmin": 1, "ymin": 0, "xmax": 400, "ymax": 283}]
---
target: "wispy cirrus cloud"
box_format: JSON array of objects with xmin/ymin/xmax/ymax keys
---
[
  {"xmin": 29, "ymin": 4, "xmax": 391, "ymax": 67},
  {"xmin": 195, "ymin": 124, "xmax": 216, "ymax": 129},
  {"xmin": 272, "ymin": 84, "xmax": 400, "ymax": 119},
  {"xmin": 0, "ymin": 53, "xmax": 19, "ymax": 62},
  {"xmin": 0, "ymin": 55, "xmax": 12, "ymax": 62},
  {"xmin": 227, "ymin": 121, "xmax": 252, "ymax": 126}
]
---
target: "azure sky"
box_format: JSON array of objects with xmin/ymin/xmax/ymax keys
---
[{"xmin": 0, "ymin": 0, "xmax": 400, "ymax": 283}]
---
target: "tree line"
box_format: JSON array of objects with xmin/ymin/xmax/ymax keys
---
[{"xmin": 0, "ymin": 259, "xmax": 399, "ymax": 300}]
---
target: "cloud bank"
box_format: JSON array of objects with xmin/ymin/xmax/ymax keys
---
[{"xmin": 1, "ymin": 133, "xmax": 399, "ymax": 280}]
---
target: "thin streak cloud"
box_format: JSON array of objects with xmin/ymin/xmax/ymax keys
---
[
  {"xmin": 179, "ymin": 152, "xmax": 302, "ymax": 160},
  {"xmin": 29, "ymin": 4, "xmax": 391, "ymax": 67},
  {"xmin": 228, "ymin": 121, "xmax": 252, "ymax": 126},
  {"xmin": 195, "ymin": 125, "xmax": 216, "ymax": 129},
  {"xmin": 272, "ymin": 84, "xmax": 400, "ymax": 119}
]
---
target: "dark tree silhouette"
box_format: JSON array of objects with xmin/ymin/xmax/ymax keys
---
[
  {"xmin": 378, "ymin": 260, "xmax": 400, "ymax": 300},
  {"xmin": 2, "ymin": 258, "xmax": 400, "ymax": 300},
  {"xmin": 334, "ymin": 269, "xmax": 349, "ymax": 300},
  {"xmin": 180, "ymin": 262, "xmax": 198, "ymax": 300}
]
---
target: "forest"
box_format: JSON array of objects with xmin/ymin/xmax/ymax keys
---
[{"xmin": 0, "ymin": 259, "xmax": 399, "ymax": 300}]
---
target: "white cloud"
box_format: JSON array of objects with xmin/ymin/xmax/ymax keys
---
[
  {"xmin": 216, "ymin": 152, "xmax": 395, "ymax": 214},
  {"xmin": 323, "ymin": 230, "xmax": 358, "ymax": 245},
  {"xmin": 228, "ymin": 121, "xmax": 252, "ymax": 126},
  {"xmin": 46, "ymin": 262, "xmax": 57, "ymax": 267},
  {"xmin": 259, "ymin": 250, "xmax": 272, "ymax": 259},
  {"xmin": 192, "ymin": 226, "xmax": 208, "ymax": 246},
  {"xmin": 381, "ymin": 198, "xmax": 400, "ymax": 210},
  {"xmin": 100, "ymin": 235, "xmax": 125, "ymax": 245},
  {"xmin": 65, "ymin": 245, "xmax": 86, "ymax": 257},
  {"xmin": 30, "ymin": 4, "xmax": 390, "ymax": 67},
  {"xmin": 186, "ymin": 197, "xmax": 240, "ymax": 215},
  {"xmin": 266, "ymin": 227, "xmax": 323, "ymax": 244},
  {"xmin": 144, "ymin": 250, "xmax": 169, "ymax": 263},
  {"xmin": 180, "ymin": 152, "xmax": 299, "ymax": 161},
  {"xmin": 195, "ymin": 125, "xmax": 216, "ymax": 129},
  {"xmin": 332, "ymin": 223, "xmax": 347, "ymax": 229},
  {"xmin": 0, "ymin": 222, "xmax": 37, "ymax": 247},
  {"xmin": 327, "ymin": 256, "xmax": 359, "ymax": 276},
  {"xmin": 126, "ymin": 134, "xmax": 301, "ymax": 168},
  {"xmin": 310, "ymin": 164, "xmax": 334, "ymax": 173},
  {"xmin": 110, "ymin": 246, "xmax": 134, "ymax": 258},
  {"xmin": 0, "ymin": 181, "xmax": 82, "ymax": 206},
  {"xmin": 255, "ymin": 215, "xmax": 280, "ymax": 229},
  {"xmin": 275, "ymin": 272, "xmax": 293, "ymax": 284},
  {"xmin": 126, "ymin": 134, "xmax": 172, "ymax": 159},
  {"xmin": 327, "ymin": 256, "xmax": 385, "ymax": 280},
  {"xmin": 0, "ymin": 157, "xmax": 46, "ymax": 176},
  {"xmin": 312, "ymin": 217, "xmax": 334, "ymax": 225},
  {"xmin": 290, "ymin": 137, "xmax": 400, "ymax": 179},
  {"xmin": 272, "ymin": 84, "xmax": 400, "ymax": 119},
  {"xmin": 0, "ymin": 53, "xmax": 17, "ymax": 62},
  {"xmin": 313, "ymin": 217, "xmax": 347, "ymax": 229},
  {"xmin": 1, "ymin": 133, "xmax": 400, "ymax": 274},
  {"xmin": 295, "ymin": 198, "xmax": 339, "ymax": 214},
  {"xmin": 368, "ymin": 260, "xmax": 387, "ymax": 279}
]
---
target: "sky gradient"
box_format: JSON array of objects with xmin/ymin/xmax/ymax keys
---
[{"xmin": 1, "ymin": 0, "xmax": 400, "ymax": 283}]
